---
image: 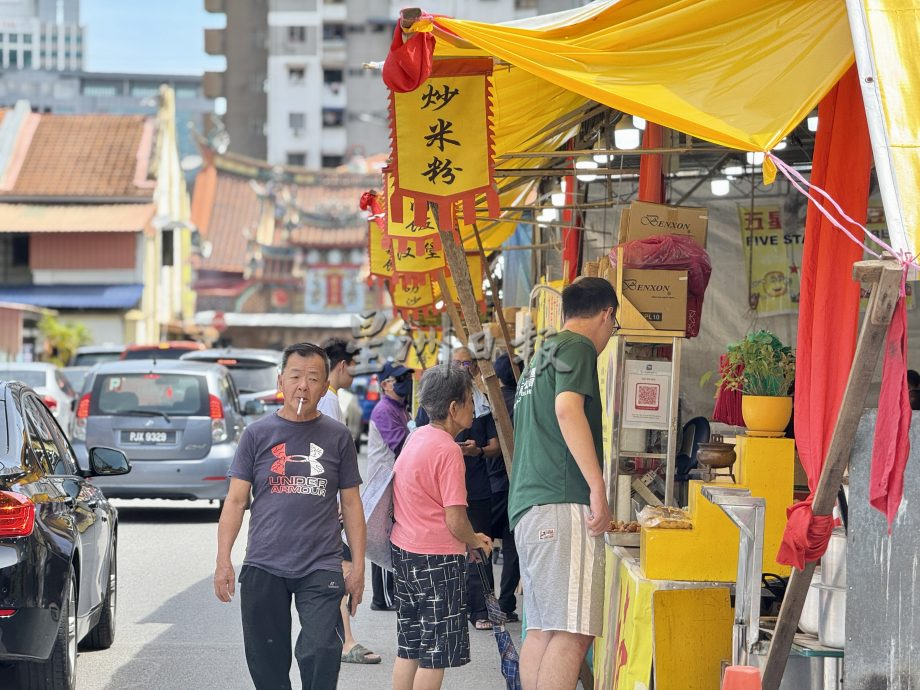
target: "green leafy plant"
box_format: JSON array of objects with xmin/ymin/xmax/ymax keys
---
[
  {"xmin": 38, "ymin": 315, "xmax": 92, "ymax": 367},
  {"xmin": 716, "ymin": 330, "xmax": 795, "ymax": 397}
]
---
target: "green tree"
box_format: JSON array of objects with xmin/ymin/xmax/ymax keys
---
[{"xmin": 38, "ymin": 315, "xmax": 92, "ymax": 367}]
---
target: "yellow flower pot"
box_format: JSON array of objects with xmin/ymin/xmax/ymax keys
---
[{"xmin": 741, "ymin": 395, "xmax": 792, "ymax": 435}]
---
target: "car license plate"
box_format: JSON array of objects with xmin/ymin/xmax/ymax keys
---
[{"xmin": 124, "ymin": 431, "xmax": 174, "ymax": 444}]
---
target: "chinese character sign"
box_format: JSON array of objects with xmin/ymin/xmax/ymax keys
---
[
  {"xmin": 390, "ymin": 273, "xmax": 436, "ymax": 321},
  {"xmin": 368, "ymin": 218, "xmax": 394, "ymax": 280},
  {"xmin": 738, "ymin": 204, "xmax": 803, "ymax": 315},
  {"xmin": 389, "ymin": 58, "xmax": 499, "ymax": 235}
]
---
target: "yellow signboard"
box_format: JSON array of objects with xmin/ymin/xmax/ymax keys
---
[{"xmin": 738, "ymin": 204, "xmax": 804, "ymax": 315}]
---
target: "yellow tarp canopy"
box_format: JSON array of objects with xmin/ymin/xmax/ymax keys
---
[
  {"xmin": 431, "ymin": 0, "xmax": 854, "ymax": 152},
  {"xmin": 429, "ymin": 0, "xmax": 856, "ymax": 249}
]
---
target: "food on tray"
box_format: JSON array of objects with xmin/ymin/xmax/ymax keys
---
[
  {"xmin": 607, "ymin": 520, "xmax": 640, "ymax": 533},
  {"xmin": 637, "ymin": 505, "xmax": 692, "ymax": 530}
]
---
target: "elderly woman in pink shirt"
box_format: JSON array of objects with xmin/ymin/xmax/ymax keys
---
[{"xmin": 390, "ymin": 365, "xmax": 493, "ymax": 690}]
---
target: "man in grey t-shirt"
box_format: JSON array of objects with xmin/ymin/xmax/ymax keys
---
[{"xmin": 214, "ymin": 342, "xmax": 366, "ymax": 690}]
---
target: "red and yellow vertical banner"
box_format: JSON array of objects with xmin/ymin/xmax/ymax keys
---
[{"xmin": 389, "ymin": 58, "xmax": 499, "ymax": 236}]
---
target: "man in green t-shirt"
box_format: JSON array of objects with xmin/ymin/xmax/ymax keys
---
[{"xmin": 509, "ymin": 277, "xmax": 618, "ymax": 690}]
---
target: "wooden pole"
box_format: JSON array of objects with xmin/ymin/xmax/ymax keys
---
[
  {"xmin": 761, "ymin": 256, "xmax": 902, "ymax": 689},
  {"xmin": 436, "ymin": 270, "xmax": 469, "ymax": 344},
  {"xmin": 470, "ymin": 223, "xmax": 521, "ymax": 382},
  {"xmin": 432, "ymin": 205, "xmax": 516, "ymax": 477}
]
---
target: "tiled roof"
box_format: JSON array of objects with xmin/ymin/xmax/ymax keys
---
[
  {"xmin": 192, "ymin": 154, "xmax": 374, "ymax": 273},
  {"xmin": 0, "ymin": 203, "xmax": 155, "ymax": 233},
  {"xmin": 2, "ymin": 114, "xmax": 154, "ymax": 199}
]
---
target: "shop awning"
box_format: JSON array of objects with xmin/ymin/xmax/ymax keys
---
[
  {"xmin": 0, "ymin": 284, "xmax": 144, "ymax": 310},
  {"xmin": 0, "ymin": 204, "xmax": 155, "ymax": 233}
]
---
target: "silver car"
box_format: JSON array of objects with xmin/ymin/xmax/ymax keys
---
[
  {"xmin": 180, "ymin": 348, "xmax": 281, "ymax": 423},
  {"xmin": 0, "ymin": 362, "xmax": 77, "ymax": 435},
  {"xmin": 71, "ymin": 360, "xmax": 246, "ymax": 505}
]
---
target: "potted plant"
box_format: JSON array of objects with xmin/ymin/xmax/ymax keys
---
[{"xmin": 717, "ymin": 330, "xmax": 796, "ymax": 435}]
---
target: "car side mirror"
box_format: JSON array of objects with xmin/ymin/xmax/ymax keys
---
[
  {"xmin": 243, "ymin": 400, "xmax": 266, "ymax": 416},
  {"xmin": 89, "ymin": 447, "xmax": 131, "ymax": 476}
]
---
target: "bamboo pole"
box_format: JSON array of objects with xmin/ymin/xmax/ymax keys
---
[
  {"xmin": 436, "ymin": 270, "xmax": 469, "ymax": 344},
  {"xmin": 761, "ymin": 256, "xmax": 902, "ymax": 689},
  {"xmin": 470, "ymin": 223, "xmax": 520, "ymax": 382},
  {"xmin": 432, "ymin": 205, "xmax": 516, "ymax": 477}
]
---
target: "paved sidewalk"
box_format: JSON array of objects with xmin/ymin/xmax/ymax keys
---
[{"xmin": 338, "ymin": 560, "xmax": 521, "ymax": 690}]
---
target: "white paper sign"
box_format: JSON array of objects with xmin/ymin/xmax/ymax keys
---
[{"xmin": 622, "ymin": 360, "xmax": 671, "ymax": 430}]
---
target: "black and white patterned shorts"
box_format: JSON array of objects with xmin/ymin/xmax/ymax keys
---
[{"xmin": 390, "ymin": 543, "xmax": 470, "ymax": 669}]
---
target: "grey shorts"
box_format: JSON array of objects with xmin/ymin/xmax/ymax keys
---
[{"xmin": 515, "ymin": 503, "xmax": 605, "ymax": 636}]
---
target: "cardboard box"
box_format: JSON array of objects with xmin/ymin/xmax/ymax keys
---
[
  {"xmin": 626, "ymin": 200, "xmax": 708, "ymax": 248},
  {"xmin": 618, "ymin": 267, "xmax": 688, "ymax": 332}
]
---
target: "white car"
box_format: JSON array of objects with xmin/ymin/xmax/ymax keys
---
[
  {"xmin": 338, "ymin": 388, "xmax": 363, "ymax": 445},
  {"xmin": 0, "ymin": 362, "xmax": 77, "ymax": 434}
]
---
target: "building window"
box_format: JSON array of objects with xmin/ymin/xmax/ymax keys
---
[
  {"xmin": 24, "ymin": 34, "xmax": 32, "ymax": 44},
  {"xmin": 130, "ymin": 83, "xmax": 159, "ymax": 98},
  {"xmin": 288, "ymin": 66, "xmax": 305, "ymax": 83},
  {"xmin": 289, "ymin": 112, "xmax": 306, "ymax": 131},
  {"xmin": 321, "ymin": 155, "xmax": 343, "ymax": 168},
  {"xmin": 323, "ymin": 68, "xmax": 343, "ymax": 84},
  {"xmin": 161, "ymin": 229, "xmax": 174, "ymax": 267},
  {"xmin": 287, "ymin": 26, "xmax": 306, "ymax": 42},
  {"xmin": 371, "ymin": 23, "xmax": 391, "ymax": 33},
  {"xmin": 347, "ymin": 68, "xmax": 364, "ymax": 78},
  {"xmin": 23, "ymin": 51, "xmax": 31, "ymax": 68},
  {"xmin": 82, "ymin": 82, "xmax": 118, "ymax": 97},
  {"xmin": 322, "ymin": 108, "xmax": 344, "ymax": 127},
  {"xmin": 326, "ymin": 273, "xmax": 343, "ymax": 306},
  {"xmin": 8, "ymin": 33, "xmax": 17, "ymax": 44},
  {"xmin": 175, "ymin": 85, "xmax": 199, "ymax": 99},
  {"xmin": 286, "ymin": 152, "xmax": 306, "ymax": 167},
  {"xmin": 322, "ymin": 24, "xmax": 345, "ymax": 41},
  {"xmin": 11, "ymin": 235, "xmax": 29, "ymax": 267},
  {"xmin": 9, "ymin": 50, "xmax": 17, "ymax": 67},
  {"xmin": 346, "ymin": 25, "xmax": 365, "ymax": 33}
]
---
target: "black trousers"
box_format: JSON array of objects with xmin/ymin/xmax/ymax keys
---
[
  {"xmin": 371, "ymin": 563, "xmax": 395, "ymax": 609},
  {"xmin": 466, "ymin": 497, "xmax": 494, "ymax": 621},
  {"xmin": 490, "ymin": 490, "xmax": 520, "ymax": 614},
  {"xmin": 239, "ymin": 565, "xmax": 344, "ymax": 690}
]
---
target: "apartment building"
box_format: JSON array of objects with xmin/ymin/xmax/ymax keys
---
[
  {"xmin": 205, "ymin": 0, "xmax": 538, "ymax": 167},
  {"xmin": 0, "ymin": 0, "xmax": 85, "ymax": 71}
]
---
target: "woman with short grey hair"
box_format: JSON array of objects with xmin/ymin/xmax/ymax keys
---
[{"xmin": 389, "ymin": 366, "xmax": 493, "ymax": 690}]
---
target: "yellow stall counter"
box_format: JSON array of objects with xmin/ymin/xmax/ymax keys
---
[{"xmin": 641, "ymin": 436, "xmax": 794, "ymax": 582}]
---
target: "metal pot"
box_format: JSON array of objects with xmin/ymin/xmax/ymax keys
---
[
  {"xmin": 821, "ymin": 527, "xmax": 846, "ymax": 588},
  {"xmin": 799, "ymin": 567, "xmax": 821, "ymax": 636},
  {"xmin": 696, "ymin": 442, "xmax": 737, "ymax": 469},
  {"xmin": 816, "ymin": 583, "xmax": 846, "ymax": 649}
]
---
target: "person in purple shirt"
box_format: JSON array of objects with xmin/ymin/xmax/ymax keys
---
[{"xmin": 366, "ymin": 361, "xmax": 413, "ymax": 610}]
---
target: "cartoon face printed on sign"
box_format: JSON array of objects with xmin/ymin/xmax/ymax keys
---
[{"xmin": 761, "ymin": 271, "xmax": 788, "ymax": 298}]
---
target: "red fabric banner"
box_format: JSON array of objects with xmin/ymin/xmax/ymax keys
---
[
  {"xmin": 382, "ymin": 25, "xmax": 434, "ymax": 93},
  {"xmin": 870, "ymin": 273, "xmax": 911, "ymax": 529},
  {"xmin": 777, "ymin": 64, "xmax": 871, "ymax": 568}
]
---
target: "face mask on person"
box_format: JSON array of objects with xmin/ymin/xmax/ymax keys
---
[{"xmin": 393, "ymin": 378, "xmax": 413, "ymax": 400}]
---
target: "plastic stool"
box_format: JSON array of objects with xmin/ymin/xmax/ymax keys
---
[{"xmin": 721, "ymin": 665, "xmax": 761, "ymax": 690}]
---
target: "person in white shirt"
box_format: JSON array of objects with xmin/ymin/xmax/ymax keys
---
[{"xmin": 321, "ymin": 338, "xmax": 381, "ymax": 665}]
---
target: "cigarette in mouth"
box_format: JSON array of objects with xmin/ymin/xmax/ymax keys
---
[{"xmin": 297, "ymin": 398, "xmax": 303, "ymax": 416}]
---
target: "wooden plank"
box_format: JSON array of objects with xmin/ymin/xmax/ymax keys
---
[
  {"xmin": 436, "ymin": 271, "xmax": 469, "ymax": 344},
  {"xmin": 761, "ymin": 258, "xmax": 902, "ymax": 689},
  {"xmin": 432, "ymin": 205, "xmax": 516, "ymax": 476}
]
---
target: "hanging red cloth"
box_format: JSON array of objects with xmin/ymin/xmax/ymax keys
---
[
  {"xmin": 382, "ymin": 24, "xmax": 435, "ymax": 93},
  {"xmin": 777, "ymin": 64, "xmax": 872, "ymax": 569},
  {"xmin": 870, "ymin": 272, "xmax": 911, "ymax": 529},
  {"xmin": 638, "ymin": 122, "xmax": 665, "ymax": 203}
]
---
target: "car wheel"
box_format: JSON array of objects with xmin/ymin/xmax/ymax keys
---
[
  {"xmin": 83, "ymin": 546, "xmax": 116, "ymax": 650},
  {"xmin": 19, "ymin": 566, "xmax": 77, "ymax": 689}
]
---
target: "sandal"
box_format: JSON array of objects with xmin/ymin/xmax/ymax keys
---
[
  {"xmin": 341, "ymin": 643, "xmax": 382, "ymax": 664},
  {"xmin": 474, "ymin": 619, "xmax": 493, "ymax": 630}
]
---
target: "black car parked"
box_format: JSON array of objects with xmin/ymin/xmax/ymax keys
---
[{"xmin": 0, "ymin": 381, "xmax": 130, "ymax": 689}]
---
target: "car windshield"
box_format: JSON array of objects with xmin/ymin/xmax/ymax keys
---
[
  {"xmin": 0, "ymin": 370, "xmax": 46, "ymax": 388},
  {"xmin": 73, "ymin": 352, "xmax": 121, "ymax": 366},
  {"xmin": 91, "ymin": 373, "xmax": 208, "ymax": 416}
]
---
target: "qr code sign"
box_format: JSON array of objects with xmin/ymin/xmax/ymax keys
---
[{"xmin": 635, "ymin": 383, "xmax": 660, "ymax": 411}]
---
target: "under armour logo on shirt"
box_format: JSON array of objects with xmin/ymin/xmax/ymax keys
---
[{"xmin": 269, "ymin": 442, "xmax": 325, "ymax": 476}]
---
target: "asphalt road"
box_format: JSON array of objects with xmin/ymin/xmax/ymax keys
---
[{"xmin": 2, "ymin": 446, "xmax": 520, "ymax": 689}]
